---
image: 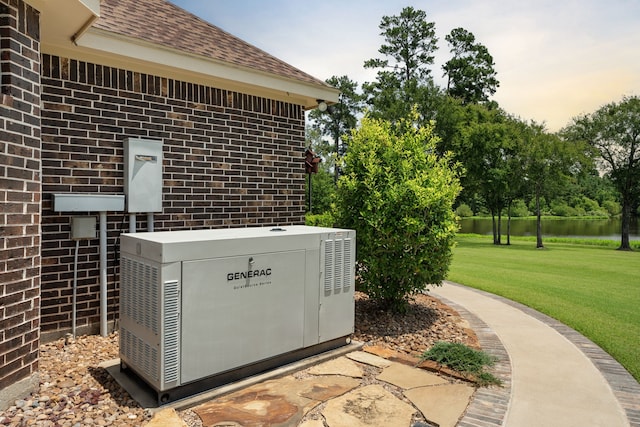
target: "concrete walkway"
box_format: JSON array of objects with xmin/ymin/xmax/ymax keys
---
[{"xmin": 432, "ymin": 282, "xmax": 640, "ymax": 427}]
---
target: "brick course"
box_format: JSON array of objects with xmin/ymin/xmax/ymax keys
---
[
  {"xmin": 39, "ymin": 54, "xmax": 307, "ymax": 336},
  {"xmin": 0, "ymin": 0, "xmax": 41, "ymax": 403}
]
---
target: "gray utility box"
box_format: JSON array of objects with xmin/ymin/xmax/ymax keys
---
[{"xmin": 119, "ymin": 225, "xmax": 355, "ymax": 399}]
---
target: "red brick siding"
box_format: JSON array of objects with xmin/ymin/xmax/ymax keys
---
[
  {"xmin": 39, "ymin": 54, "xmax": 307, "ymax": 335},
  {"xmin": 0, "ymin": 0, "xmax": 41, "ymax": 396}
]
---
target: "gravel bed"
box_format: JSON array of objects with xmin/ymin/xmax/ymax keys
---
[
  {"xmin": 0, "ymin": 290, "xmax": 476, "ymax": 426},
  {"xmin": 353, "ymin": 291, "xmax": 479, "ymax": 356}
]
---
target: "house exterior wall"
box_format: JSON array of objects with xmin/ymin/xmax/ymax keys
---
[
  {"xmin": 39, "ymin": 54, "xmax": 307, "ymax": 337},
  {"xmin": 0, "ymin": 0, "xmax": 41, "ymax": 408}
]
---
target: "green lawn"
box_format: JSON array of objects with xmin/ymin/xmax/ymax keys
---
[{"xmin": 447, "ymin": 234, "xmax": 640, "ymax": 382}]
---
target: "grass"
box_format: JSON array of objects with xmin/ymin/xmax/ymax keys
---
[{"xmin": 447, "ymin": 234, "xmax": 640, "ymax": 382}]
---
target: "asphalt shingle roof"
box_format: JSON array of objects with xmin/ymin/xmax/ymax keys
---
[{"xmin": 93, "ymin": 0, "xmax": 330, "ymax": 88}]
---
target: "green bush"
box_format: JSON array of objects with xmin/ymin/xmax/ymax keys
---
[
  {"xmin": 550, "ymin": 201, "xmax": 578, "ymax": 217},
  {"xmin": 455, "ymin": 203, "xmax": 474, "ymax": 217},
  {"xmin": 305, "ymin": 211, "xmax": 335, "ymax": 227},
  {"xmin": 571, "ymin": 196, "xmax": 601, "ymax": 214},
  {"xmin": 509, "ymin": 199, "xmax": 530, "ymax": 217},
  {"xmin": 602, "ymin": 200, "xmax": 621, "ymax": 216},
  {"xmin": 335, "ymin": 113, "xmax": 461, "ymax": 312}
]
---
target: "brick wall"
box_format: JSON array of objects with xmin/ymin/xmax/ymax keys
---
[
  {"xmin": 0, "ymin": 0, "xmax": 41, "ymax": 408},
  {"xmin": 39, "ymin": 54, "xmax": 307, "ymax": 337}
]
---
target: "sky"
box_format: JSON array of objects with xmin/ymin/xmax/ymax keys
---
[{"xmin": 171, "ymin": 1, "xmax": 640, "ymax": 132}]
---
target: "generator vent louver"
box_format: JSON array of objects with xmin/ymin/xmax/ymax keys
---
[
  {"xmin": 162, "ymin": 280, "xmax": 180, "ymax": 384},
  {"xmin": 120, "ymin": 256, "xmax": 162, "ymax": 385},
  {"xmin": 120, "ymin": 328, "xmax": 159, "ymax": 382},
  {"xmin": 324, "ymin": 237, "xmax": 354, "ymax": 295},
  {"xmin": 121, "ymin": 257, "xmax": 159, "ymax": 334}
]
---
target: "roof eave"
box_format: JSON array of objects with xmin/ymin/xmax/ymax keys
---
[{"xmin": 43, "ymin": 27, "xmax": 339, "ymax": 109}]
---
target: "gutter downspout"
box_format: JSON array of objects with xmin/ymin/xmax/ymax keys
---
[{"xmin": 71, "ymin": 12, "xmax": 99, "ymax": 46}]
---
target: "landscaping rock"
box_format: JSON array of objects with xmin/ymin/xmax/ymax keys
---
[
  {"xmin": 405, "ymin": 383, "xmax": 475, "ymax": 427},
  {"xmin": 0, "ymin": 292, "xmax": 478, "ymax": 426},
  {"xmin": 322, "ymin": 384, "xmax": 416, "ymax": 427}
]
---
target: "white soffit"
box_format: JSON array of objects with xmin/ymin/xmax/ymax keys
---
[
  {"xmin": 27, "ymin": 0, "xmax": 100, "ymax": 46},
  {"xmin": 35, "ymin": 1, "xmax": 339, "ymax": 109},
  {"xmin": 71, "ymin": 28, "xmax": 339, "ymax": 108}
]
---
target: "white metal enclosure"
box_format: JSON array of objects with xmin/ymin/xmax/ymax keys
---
[{"xmin": 118, "ymin": 226, "xmax": 355, "ymax": 398}]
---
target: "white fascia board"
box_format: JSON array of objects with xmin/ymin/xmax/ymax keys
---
[
  {"xmin": 67, "ymin": 28, "xmax": 339, "ymax": 108},
  {"xmin": 28, "ymin": 0, "xmax": 100, "ymax": 15}
]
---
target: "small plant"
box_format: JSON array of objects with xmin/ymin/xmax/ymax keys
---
[{"xmin": 421, "ymin": 341, "xmax": 502, "ymax": 387}]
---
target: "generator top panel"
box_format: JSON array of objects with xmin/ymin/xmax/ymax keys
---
[{"xmin": 120, "ymin": 225, "xmax": 352, "ymax": 263}]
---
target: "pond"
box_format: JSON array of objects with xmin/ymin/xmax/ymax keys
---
[{"xmin": 458, "ymin": 217, "xmax": 640, "ymax": 241}]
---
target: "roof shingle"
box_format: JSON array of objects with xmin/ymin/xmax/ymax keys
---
[{"xmin": 93, "ymin": 0, "xmax": 330, "ymax": 88}]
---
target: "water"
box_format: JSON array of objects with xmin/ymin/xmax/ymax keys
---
[{"xmin": 458, "ymin": 217, "xmax": 640, "ymax": 241}]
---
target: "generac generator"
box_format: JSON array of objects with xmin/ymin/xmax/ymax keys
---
[{"xmin": 118, "ymin": 225, "xmax": 355, "ymax": 403}]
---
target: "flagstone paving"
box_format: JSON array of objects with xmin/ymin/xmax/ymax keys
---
[{"xmin": 190, "ymin": 350, "xmax": 477, "ymax": 427}]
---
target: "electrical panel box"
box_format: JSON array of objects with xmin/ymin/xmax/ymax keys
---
[
  {"xmin": 124, "ymin": 138, "xmax": 163, "ymax": 213},
  {"xmin": 71, "ymin": 216, "xmax": 96, "ymax": 240},
  {"xmin": 119, "ymin": 225, "xmax": 356, "ymax": 400}
]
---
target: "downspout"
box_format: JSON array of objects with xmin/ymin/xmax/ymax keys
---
[{"xmin": 71, "ymin": 14, "xmax": 99, "ymax": 46}]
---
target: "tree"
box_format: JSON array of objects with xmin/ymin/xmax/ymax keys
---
[
  {"xmin": 443, "ymin": 28, "xmax": 499, "ymax": 104},
  {"xmin": 563, "ymin": 95, "xmax": 640, "ymax": 250},
  {"xmin": 522, "ymin": 122, "xmax": 586, "ymax": 248},
  {"xmin": 450, "ymin": 104, "xmax": 514, "ymax": 244},
  {"xmin": 309, "ymin": 75, "xmax": 363, "ymax": 184},
  {"xmin": 363, "ymin": 6, "xmax": 439, "ymax": 124},
  {"xmin": 304, "ymin": 126, "xmax": 335, "ymax": 214},
  {"xmin": 335, "ymin": 112, "xmax": 461, "ymax": 312}
]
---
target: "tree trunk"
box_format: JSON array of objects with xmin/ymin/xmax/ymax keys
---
[
  {"xmin": 506, "ymin": 201, "xmax": 512, "ymax": 246},
  {"xmin": 497, "ymin": 212, "xmax": 502, "ymax": 245},
  {"xmin": 619, "ymin": 198, "xmax": 632, "ymax": 250},
  {"xmin": 491, "ymin": 212, "xmax": 499, "ymax": 245},
  {"xmin": 535, "ymin": 191, "xmax": 544, "ymax": 249},
  {"xmin": 334, "ymin": 132, "xmax": 340, "ymax": 185}
]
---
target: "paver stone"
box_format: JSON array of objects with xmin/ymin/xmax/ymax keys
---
[
  {"xmin": 322, "ymin": 384, "xmax": 415, "ymax": 427},
  {"xmin": 404, "ymin": 383, "xmax": 475, "ymax": 427},
  {"xmin": 377, "ymin": 362, "xmax": 448, "ymax": 389}
]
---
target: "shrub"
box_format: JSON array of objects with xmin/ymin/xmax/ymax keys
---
[
  {"xmin": 572, "ymin": 196, "xmax": 601, "ymax": 215},
  {"xmin": 550, "ymin": 201, "xmax": 578, "ymax": 217},
  {"xmin": 456, "ymin": 203, "xmax": 474, "ymax": 217},
  {"xmin": 509, "ymin": 199, "xmax": 530, "ymax": 217},
  {"xmin": 602, "ymin": 200, "xmax": 621, "ymax": 216},
  {"xmin": 305, "ymin": 211, "xmax": 335, "ymax": 227},
  {"xmin": 335, "ymin": 113, "xmax": 461, "ymax": 312}
]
